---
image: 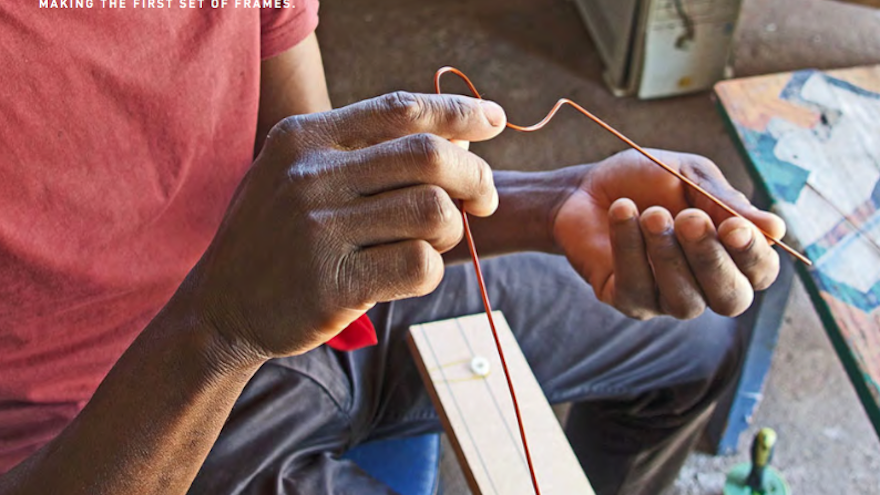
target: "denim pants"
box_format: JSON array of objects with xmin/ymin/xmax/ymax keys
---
[{"xmin": 190, "ymin": 253, "xmax": 744, "ymax": 495}]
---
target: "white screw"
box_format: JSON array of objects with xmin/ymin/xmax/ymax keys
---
[{"xmin": 470, "ymin": 356, "xmax": 491, "ymax": 377}]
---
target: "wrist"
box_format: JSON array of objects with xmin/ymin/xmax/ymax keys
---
[
  {"xmin": 447, "ymin": 165, "xmax": 589, "ymax": 261},
  {"xmin": 494, "ymin": 165, "xmax": 589, "ymax": 255},
  {"xmin": 159, "ymin": 278, "xmax": 269, "ymax": 379}
]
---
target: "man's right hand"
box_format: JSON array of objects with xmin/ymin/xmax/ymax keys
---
[{"xmin": 179, "ymin": 92, "xmax": 507, "ymax": 363}]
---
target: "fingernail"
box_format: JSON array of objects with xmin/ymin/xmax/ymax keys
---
[
  {"xmin": 480, "ymin": 100, "xmax": 506, "ymax": 127},
  {"xmin": 643, "ymin": 211, "xmax": 671, "ymax": 235},
  {"xmin": 726, "ymin": 226, "xmax": 753, "ymax": 250},
  {"xmin": 680, "ymin": 216, "xmax": 707, "ymax": 241},
  {"xmin": 610, "ymin": 202, "xmax": 636, "ymax": 222}
]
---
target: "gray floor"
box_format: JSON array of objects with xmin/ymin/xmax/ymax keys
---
[
  {"xmin": 669, "ymin": 278, "xmax": 880, "ymax": 494},
  {"xmin": 317, "ymin": 0, "xmax": 880, "ymax": 492}
]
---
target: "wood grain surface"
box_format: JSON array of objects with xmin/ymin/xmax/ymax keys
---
[{"xmin": 407, "ymin": 312, "xmax": 594, "ymax": 495}]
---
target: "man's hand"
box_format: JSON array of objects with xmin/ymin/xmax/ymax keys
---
[
  {"xmin": 553, "ymin": 149, "xmax": 785, "ymax": 320},
  {"xmin": 182, "ymin": 92, "xmax": 507, "ymax": 362}
]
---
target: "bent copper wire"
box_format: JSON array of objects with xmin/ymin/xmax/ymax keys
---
[
  {"xmin": 434, "ymin": 66, "xmax": 812, "ymax": 495},
  {"xmin": 435, "ymin": 66, "xmax": 811, "ymax": 267},
  {"xmin": 458, "ymin": 211, "xmax": 542, "ymax": 493}
]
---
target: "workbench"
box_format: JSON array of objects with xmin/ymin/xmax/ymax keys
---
[{"xmin": 714, "ymin": 65, "xmax": 880, "ymax": 439}]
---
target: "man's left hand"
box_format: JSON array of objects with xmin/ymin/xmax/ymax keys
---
[{"xmin": 553, "ymin": 149, "xmax": 785, "ymax": 320}]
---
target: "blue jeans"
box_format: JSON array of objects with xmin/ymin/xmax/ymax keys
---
[{"xmin": 190, "ymin": 253, "xmax": 744, "ymax": 495}]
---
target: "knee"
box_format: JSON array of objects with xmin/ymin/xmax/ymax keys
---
[
  {"xmin": 690, "ymin": 312, "xmax": 746, "ymax": 392},
  {"xmin": 647, "ymin": 314, "xmax": 746, "ymax": 420}
]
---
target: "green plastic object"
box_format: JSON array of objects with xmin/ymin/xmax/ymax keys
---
[
  {"xmin": 724, "ymin": 463, "xmax": 791, "ymax": 495},
  {"xmin": 724, "ymin": 428, "xmax": 791, "ymax": 495}
]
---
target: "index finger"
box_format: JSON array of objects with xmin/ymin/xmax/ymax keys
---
[{"xmin": 321, "ymin": 92, "xmax": 507, "ymax": 149}]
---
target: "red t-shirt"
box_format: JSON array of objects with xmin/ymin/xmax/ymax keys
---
[{"xmin": 0, "ymin": 1, "xmax": 374, "ymax": 473}]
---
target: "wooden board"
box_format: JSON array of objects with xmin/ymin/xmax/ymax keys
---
[
  {"xmin": 407, "ymin": 312, "xmax": 594, "ymax": 495},
  {"xmin": 831, "ymin": 0, "xmax": 880, "ymax": 8},
  {"xmin": 715, "ymin": 65, "xmax": 880, "ymax": 437}
]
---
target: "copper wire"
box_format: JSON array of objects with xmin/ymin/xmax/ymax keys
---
[
  {"xmin": 433, "ymin": 66, "xmax": 812, "ymax": 495},
  {"xmin": 435, "ymin": 66, "xmax": 811, "ymax": 266},
  {"xmin": 459, "ymin": 211, "xmax": 541, "ymax": 493}
]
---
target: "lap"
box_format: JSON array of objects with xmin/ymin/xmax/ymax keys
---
[
  {"xmin": 362, "ymin": 252, "xmax": 742, "ymax": 439},
  {"xmin": 192, "ymin": 252, "xmax": 744, "ymax": 493}
]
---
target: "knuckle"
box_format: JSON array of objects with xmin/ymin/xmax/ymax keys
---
[
  {"xmin": 270, "ymin": 115, "xmax": 301, "ymax": 138},
  {"xmin": 751, "ymin": 254, "xmax": 780, "ymax": 291},
  {"xmin": 614, "ymin": 294, "xmax": 656, "ymax": 321},
  {"xmin": 753, "ymin": 270, "xmax": 778, "ymax": 291},
  {"xmin": 733, "ymin": 191, "xmax": 750, "ymax": 205},
  {"xmin": 446, "ymin": 96, "xmax": 476, "ymax": 123},
  {"xmin": 687, "ymin": 154, "xmax": 716, "ymax": 170},
  {"xmin": 710, "ymin": 287, "xmax": 753, "ymax": 317},
  {"xmin": 679, "ymin": 306, "xmax": 705, "ymax": 320},
  {"xmin": 285, "ymin": 161, "xmax": 325, "ymax": 192},
  {"xmin": 614, "ymin": 148, "xmax": 668, "ymax": 172},
  {"xmin": 416, "ymin": 185, "xmax": 454, "ymax": 230},
  {"xmin": 613, "ymin": 299, "xmax": 637, "ymax": 318},
  {"xmin": 690, "ymin": 245, "xmax": 728, "ymax": 272},
  {"xmin": 302, "ymin": 208, "xmax": 330, "ymax": 234},
  {"xmin": 382, "ymin": 91, "xmax": 424, "ymax": 124},
  {"xmin": 732, "ymin": 248, "xmax": 762, "ymax": 273},
  {"xmin": 404, "ymin": 241, "xmax": 442, "ymax": 294},
  {"xmin": 734, "ymin": 243, "xmax": 780, "ymax": 288},
  {"xmin": 435, "ymin": 227, "xmax": 464, "ymax": 253},
  {"xmin": 721, "ymin": 191, "xmax": 752, "ymax": 212},
  {"xmin": 614, "ymin": 148, "xmax": 643, "ymax": 163},
  {"xmin": 263, "ymin": 116, "xmax": 305, "ymax": 155},
  {"xmin": 662, "ymin": 297, "xmax": 705, "ymax": 320},
  {"xmin": 611, "ymin": 219, "xmax": 642, "ymax": 247},
  {"xmin": 621, "ymin": 307, "xmax": 654, "ymax": 321},
  {"xmin": 679, "ymin": 155, "xmax": 724, "ymax": 191},
  {"xmin": 434, "ymin": 206, "xmax": 464, "ymax": 252},
  {"xmin": 335, "ymin": 250, "xmax": 370, "ymax": 307},
  {"xmin": 474, "ymin": 159, "xmax": 493, "ymax": 197},
  {"xmin": 753, "ymin": 276, "xmax": 773, "ymax": 292},
  {"xmin": 411, "ymin": 133, "xmax": 448, "ymax": 172},
  {"xmin": 679, "ymin": 153, "xmax": 717, "ymax": 174},
  {"xmin": 614, "ymin": 232, "xmax": 645, "ymax": 256},
  {"xmin": 656, "ymin": 250, "xmax": 685, "ymax": 270},
  {"xmin": 649, "ymin": 237, "xmax": 684, "ymax": 265}
]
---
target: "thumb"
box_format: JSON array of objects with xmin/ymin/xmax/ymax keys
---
[
  {"xmin": 739, "ymin": 205, "xmax": 786, "ymax": 241},
  {"xmin": 698, "ymin": 186, "xmax": 786, "ymax": 241},
  {"xmin": 682, "ymin": 159, "xmax": 786, "ymax": 241}
]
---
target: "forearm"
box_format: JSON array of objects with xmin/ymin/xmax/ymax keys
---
[
  {"xmin": 444, "ymin": 164, "xmax": 588, "ymax": 263},
  {"xmin": 0, "ymin": 292, "xmax": 263, "ymax": 495}
]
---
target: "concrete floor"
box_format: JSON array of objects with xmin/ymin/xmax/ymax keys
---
[
  {"xmin": 317, "ymin": 0, "xmax": 880, "ymax": 492},
  {"xmin": 670, "ymin": 279, "xmax": 880, "ymax": 494}
]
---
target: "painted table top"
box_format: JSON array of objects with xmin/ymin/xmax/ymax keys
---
[{"xmin": 715, "ymin": 65, "xmax": 880, "ymax": 434}]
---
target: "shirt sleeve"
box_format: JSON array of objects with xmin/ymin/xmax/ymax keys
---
[{"xmin": 260, "ymin": 0, "xmax": 320, "ymax": 60}]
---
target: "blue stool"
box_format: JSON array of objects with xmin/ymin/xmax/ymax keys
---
[{"xmin": 342, "ymin": 433, "xmax": 442, "ymax": 495}]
